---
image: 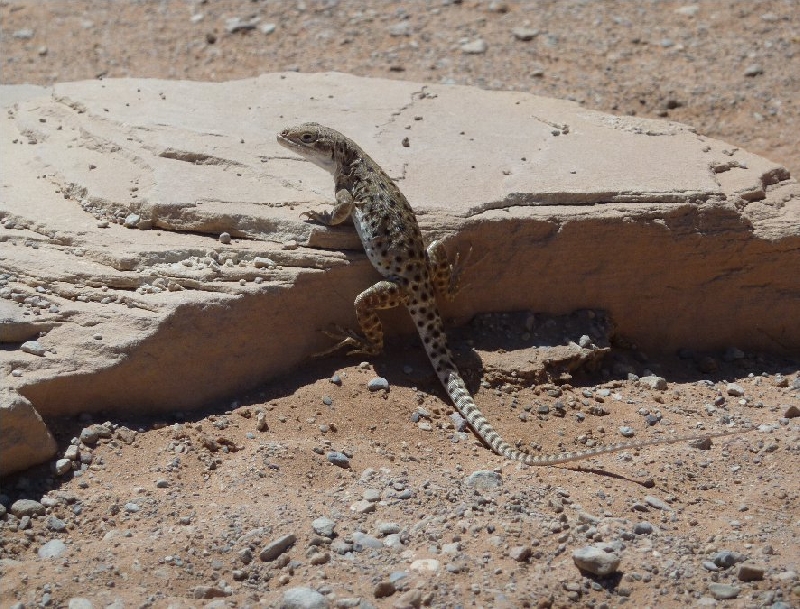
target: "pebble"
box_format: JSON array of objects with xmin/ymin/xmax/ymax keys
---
[
  {"xmin": 373, "ymin": 580, "xmax": 396, "ymax": 598},
  {"xmin": 225, "ymin": 16, "xmax": 260, "ymax": 33},
  {"xmin": 12, "ymin": 28, "xmax": 35, "ymax": 39},
  {"xmin": 713, "ymin": 550, "xmax": 744, "ymax": 568},
  {"xmin": 461, "ymin": 39, "xmax": 488, "ymax": 54},
  {"xmin": 389, "ymin": 22, "xmax": 411, "ymax": 37},
  {"xmin": 697, "ymin": 356, "xmax": 718, "ymax": 373},
  {"xmin": 644, "ymin": 495, "xmax": 670, "ymax": 510},
  {"xmin": 633, "ymin": 521, "xmax": 653, "ymax": 535},
  {"xmin": 511, "ymin": 27, "xmax": 539, "ymax": 41},
  {"xmin": 115, "ymin": 426, "xmax": 136, "ymax": 444},
  {"xmin": 737, "ymin": 562, "xmax": 766, "ymax": 581},
  {"xmin": 124, "ymin": 502, "xmax": 140, "ymax": 513},
  {"xmin": 331, "ymin": 540, "xmax": 353, "ymax": 555},
  {"xmin": 743, "ymin": 63, "xmax": 763, "ymax": 77},
  {"xmin": 723, "ymin": 347, "xmax": 745, "ymax": 361},
  {"xmin": 352, "ymin": 531, "xmax": 383, "ymax": 551},
  {"xmin": 367, "ymin": 377, "xmax": 389, "ymax": 391},
  {"xmin": 350, "ymin": 500, "xmax": 376, "ymax": 514},
  {"xmin": 376, "ymin": 522, "xmax": 401, "ymax": 536},
  {"xmin": 253, "ymin": 257, "xmax": 276, "ymax": 268},
  {"xmin": 783, "ymin": 404, "xmax": 799, "ymax": 418},
  {"xmin": 68, "ymin": 599, "xmax": 94, "ymax": 609},
  {"xmin": 260, "ymin": 23, "xmax": 277, "ymax": 36},
  {"xmin": 707, "ymin": 583, "xmax": 740, "ymax": 600},
  {"xmin": 572, "ymin": 544, "xmax": 621, "ymax": 575},
  {"xmin": 396, "ymin": 590, "xmax": 423, "ymax": 607},
  {"xmin": 644, "ymin": 414, "xmax": 660, "ymax": 426},
  {"xmin": 509, "ymin": 545, "xmax": 532, "ymax": 562},
  {"xmin": 639, "ymin": 375, "xmax": 667, "ymax": 390},
  {"xmin": 192, "ymin": 585, "xmax": 230, "ymax": 599},
  {"xmin": 46, "ymin": 515, "xmax": 67, "ymax": 532},
  {"xmin": 312, "ymin": 516, "xmax": 336, "ymax": 538},
  {"xmin": 410, "ymin": 558, "xmax": 440, "ymax": 573},
  {"xmin": 80, "ymin": 423, "xmax": 111, "ymax": 445},
  {"xmin": 80, "ymin": 426, "xmax": 99, "ymax": 444},
  {"xmin": 218, "ymin": 232, "xmax": 231, "ymax": 244},
  {"xmin": 326, "ymin": 451, "xmax": 350, "ymax": 468},
  {"xmin": 362, "ymin": 488, "xmax": 381, "ymax": 502},
  {"xmin": 309, "ymin": 551, "xmax": 329, "ymax": 565},
  {"xmin": 689, "ymin": 436, "xmax": 712, "ymax": 450},
  {"xmin": 123, "ymin": 213, "xmax": 140, "ymax": 228},
  {"xmin": 449, "ymin": 412, "xmax": 467, "ymax": 431},
  {"xmin": 259, "ymin": 533, "xmax": 297, "ymax": 562},
  {"xmin": 63, "ymin": 444, "xmax": 79, "ymax": 460},
  {"xmin": 464, "ymin": 470, "xmax": 502, "ymax": 491},
  {"xmin": 619, "ymin": 426, "xmax": 635, "ymax": 438},
  {"xmin": 675, "ymin": 5, "xmax": 700, "ymax": 17},
  {"xmin": 10, "ymin": 499, "xmax": 45, "ymax": 517},
  {"xmin": 37, "ymin": 539, "xmax": 67, "ymax": 559},
  {"xmin": 54, "ymin": 458, "xmax": 73, "ymax": 475},
  {"xmin": 383, "ymin": 533, "xmax": 403, "ymax": 548},
  {"xmin": 726, "ymin": 383, "xmax": 745, "ymax": 397},
  {"xmin": 20, "ymin": 340, "xmax": 47, "ymax": 356},
  {"xmin": 279, "ymin": 587, "xmax": 328, "ymax": 609}
]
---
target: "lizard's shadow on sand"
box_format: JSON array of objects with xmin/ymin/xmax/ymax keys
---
[{"xmin": 12, "ymin": 309, "xmax": 796, "ymax": 505}]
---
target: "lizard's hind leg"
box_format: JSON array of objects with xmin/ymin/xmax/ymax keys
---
[
  {"xmin": 427, "ymin": 240, "xmax": 472, "ymax": 302},
  {"xmin": 316, "ymin": 280, "xmax": 408, "ymax": 357}
]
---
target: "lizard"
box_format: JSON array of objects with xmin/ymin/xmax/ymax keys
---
[{"xmin": 277, "ymin": 122, "xmax": 751, "ymax": 466}]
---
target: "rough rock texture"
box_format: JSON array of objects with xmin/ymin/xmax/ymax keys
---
[
  {"xmin": 0, "ymin": 391, "xmax": 56, "ymax": 477},
  {"xmin": 1, "ymin": 73, "xmax": 798, "ymax": 474}
]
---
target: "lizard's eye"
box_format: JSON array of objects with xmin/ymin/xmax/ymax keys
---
[{"xmin": 300, "ymin": 133, "xmax": 316, "ymax": 143}]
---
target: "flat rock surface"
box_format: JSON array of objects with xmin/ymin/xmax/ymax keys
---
[{"xmin": 2, "ymin": 73, "xmax": 798, "ymax": 425}]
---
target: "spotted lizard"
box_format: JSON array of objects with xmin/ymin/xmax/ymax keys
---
[{"xmin": 277, "ymin": 122, "xmax": 749, "ymax": 465}]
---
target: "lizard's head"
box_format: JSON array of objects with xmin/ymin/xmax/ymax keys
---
[{"xmin": 277, "ymin": 122, "xmax": 341, "ymax": 172}]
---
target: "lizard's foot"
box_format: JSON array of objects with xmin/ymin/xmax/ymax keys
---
[
  {"xmin": 312, "ymin": 324, "xmax": 382, "ymax": 358},
  {"xmin": 448, "ymin": 245, "xmax": 473, "ymax": 298},
  {"xmin": 300, "ymin": 210, "xmax": 332, "ymax": 224}
]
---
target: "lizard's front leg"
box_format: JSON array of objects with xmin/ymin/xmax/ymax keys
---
[
  {"xmin": 318, "ymin": 280, "xmax": 409, "ymax": 357},
  {"xmin": 301, "ymin": 188, "xmax": 355, "ymax": 225}
]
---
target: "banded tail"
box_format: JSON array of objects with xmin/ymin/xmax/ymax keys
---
[{"xmin": 411, "ymin": 302, "xmax": 751, "ymax": 466}]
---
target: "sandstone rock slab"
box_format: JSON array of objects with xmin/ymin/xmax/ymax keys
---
[{"xmin": 1, "ymin": 73, "xmax": 798, "ymax": 475}]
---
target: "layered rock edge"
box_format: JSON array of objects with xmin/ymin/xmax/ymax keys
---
[{"xmin": 1, "ymin": 73, "xmax": 798, "ymax": 475}]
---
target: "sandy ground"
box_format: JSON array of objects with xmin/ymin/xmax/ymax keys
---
[{"xmin": 1, "ymin": 1, "xmax": 799, "ymax": 608}]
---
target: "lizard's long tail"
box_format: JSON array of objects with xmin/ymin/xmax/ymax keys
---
[
  {"xmin": 413, "ymin": 305, "xmax": 751, "ymax": 466},
  {"xmin": 442, "ymin": 369, "xmax": 750, "ymax": 465}
]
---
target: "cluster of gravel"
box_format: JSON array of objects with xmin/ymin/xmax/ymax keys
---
[
  {"xmin": 1, "ymin": 357, "xmax": 798, "ymax": 607},
  {"xmin": 2, "ymin": 455, "xmax": 797, "ymax": 607}
]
